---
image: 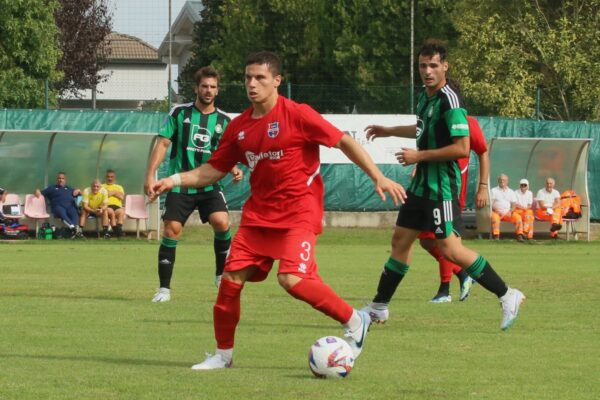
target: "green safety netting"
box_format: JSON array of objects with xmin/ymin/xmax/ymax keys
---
[{"xmin": 1, "ymin": 110, "xmax": 598, "ymax": 218}]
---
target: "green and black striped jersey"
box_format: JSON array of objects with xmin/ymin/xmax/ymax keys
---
[
  {"xmin": 159, "ymin": 103, "xmax": 230, "ymax": 194},
  {"xmin": 409, "ymin": 84, "xmax": 469, "ymax": 201}
]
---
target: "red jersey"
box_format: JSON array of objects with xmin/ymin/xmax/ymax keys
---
[
  {"xmin": 208, "ymin": 96, "xmax": 344, "ymax": 234},
  {"xmin": 457, "ymin": 116, "xmax": 487, "ymax": 209}
]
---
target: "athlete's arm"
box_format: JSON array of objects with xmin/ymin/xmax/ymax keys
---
[
  {"xmin": 144, "ymin": 137, "xmax": 171, "ymax": 197},
  {"xmin": 365, "ymin": 124, "xmax": 417, "ymax": 140},
  {"xmin": 396, "ymin": 136, "xmax": 469, "ymax": 165},
  {"xmin": 475, "ymin": 150, "xmax": 490, "ymax": 209},
  {"xmin": 334, "ymin": 134, "xmax": 406, "ymax": 205},
  {"xmin": 150, "ymin": 163, "xmax": 227, "ymax": 202}
]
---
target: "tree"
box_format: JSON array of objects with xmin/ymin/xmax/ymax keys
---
[
  {"xmin": 331, "ymin": 0, "xmax": 457, "ymax": 112},
  {"xmin": 0, "ymin": 0, "xmax": 63, "ymax": 108},
  {"xmin": 181, "ymin": 0, "xmax": 457, "ymax": 113},
  {"xmin": 54, "ymin": 0, "xmax": 113, "ymax": 96},
  {"xmin": 451, "ymin": 0, "xmax": 600, "ymax": 121},
  {"xmin": 180, "ymin": 0, "xmax": 336, "ymax": 110}
]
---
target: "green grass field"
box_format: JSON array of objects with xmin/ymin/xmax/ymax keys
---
[{"xmin": 1, "ymin": 228, "xmax": 599, "ymax": 400}]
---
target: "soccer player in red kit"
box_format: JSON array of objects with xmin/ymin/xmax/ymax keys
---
[
  {"xmin": 149, "ymin": 51, "xmax": 407, "ymax": 370},
  {"xmin": 420, "ymin": 116, "xmax": 489, "ymax": 303}
]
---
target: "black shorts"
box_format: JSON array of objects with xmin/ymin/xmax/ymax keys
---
[
  {"xmin": 396, "ymin": 192, "xmax": 463, "ymax": 239},
  {"xmin": 108, "ymin": 205, "xmax": 122, "ymax": 211},
  {"xmin": 163, "ymin": 190, "xmax": 228, "ymax": 225}
]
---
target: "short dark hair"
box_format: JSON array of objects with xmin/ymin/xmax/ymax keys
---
[
  {"xmin": 194, "ymin": 66, "xmax": 220, "ymax": 86},
  {"xmin": 245, "ymin": 51, "xmax": 281, "ymax": 76},
  {"xmin": 106, "ymin": 169, "xmax": 115, "ymax": 175},
  {"xmin": 57, "ymin": 171, "xmax": 66, "ymax": 176},
  {"xmin": 418, "ymin": 39, "xmax": 449, "ymax": 62}
]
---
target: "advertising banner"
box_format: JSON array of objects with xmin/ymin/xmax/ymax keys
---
[{"xmin": 320, "ymin": 114, "xmax": 417, "ymax": 164}]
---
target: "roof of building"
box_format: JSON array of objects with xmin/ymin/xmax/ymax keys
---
[
  {"xmin": 158, "ymin": 1, "xmax": 203, "ymax": 59},
  {"xmin": 106, "ymin": 32, "xmax": 164, "ymax": 63}
]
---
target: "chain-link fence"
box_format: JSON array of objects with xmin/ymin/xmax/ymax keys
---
[{"xmin": 201, "ymin": 83, "xmax": 414, "ymax": 114}]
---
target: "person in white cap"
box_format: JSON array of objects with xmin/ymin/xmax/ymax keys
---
[{"xmin": 514, "ymin": 178, "xmax": 534, "ymax": 239}]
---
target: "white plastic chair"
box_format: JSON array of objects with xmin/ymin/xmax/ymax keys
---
[
  {"xmin": 125, "ymin": 194, "xmax": 149, "ymax": 239},
  {"xmin": 24, "ymin": 194, "xmax": 50, "ymax": 237}
]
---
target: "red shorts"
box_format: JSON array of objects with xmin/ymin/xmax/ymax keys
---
[
  {"xmin": 418, "ymin": 231, "xmax": 435, "ymax": 240},
  {"xmin": 225, "ymin": 226, "xmax": 321, "ymax": 282}
]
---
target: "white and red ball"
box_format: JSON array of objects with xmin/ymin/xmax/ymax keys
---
[{"xmin": 308, "ymin": 336, "xmax": 354, "ymax": 378}]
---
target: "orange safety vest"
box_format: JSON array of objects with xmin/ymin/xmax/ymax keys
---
[{"xmin": 560, "ymin": 190, "xmax": 582, "ymax": 218}]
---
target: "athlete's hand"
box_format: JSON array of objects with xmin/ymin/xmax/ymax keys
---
[
  {"xmin": 395, "ymin": 147, "xmax": 420, "ymax": 166},
  {"xmin": 230, "ymin": 166, "xmax": 243, "ymax": 184},
  {"xmin": 149, "ymin": 178, "xmax": 175, "ymax": 202},
  {"xmin": 375, "ymin": 177, "xmax": 407, "ymax": 206},
  {"xmin": 144, "ymin": 176, "xmax": 156, "ymax": 198},
  {"xmin": 364, "ymin": 125, "xmax": 389, "ymax": 141},
  {"xmin": 475, "ymin": 186, "xmax": 489, "ymax": 209}
]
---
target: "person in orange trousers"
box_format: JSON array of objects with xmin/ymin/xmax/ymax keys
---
[
  {"xmin": 514, "ymin": 178, "xmax": 534, "ymax": 239},
  {"xmin": 535, "ymin": 177, "xmax": 562, "ymax": 239},
  {"xmin": 490, "ymin": 174, "xmax": 524, "ymax": 241}
]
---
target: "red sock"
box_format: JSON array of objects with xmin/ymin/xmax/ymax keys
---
[
  {"xmin": 287, "ymin": 279, "xmax": 353, "ymax": 324},
  {"xmin": 451, "ymin": 263, "xmax": 462, "ymax": 275},
  {"xmin": 428, "ymin": 246, "xmax": 454, "ymax": 283},
  {"xmin": 214, "ymin": 279, "xmax": 243, "ymax": 350}
]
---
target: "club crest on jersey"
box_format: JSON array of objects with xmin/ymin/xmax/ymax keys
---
[
  {"xmin": 428, "ymin": 107, "xmax": 433, "ymax": 118},
  {"xmin": 215, "ymin": 124, "xmax": 223, "ymax": 134},
  {"xmin": 267, "ymin": 122, "xmax": 279, "ymax": 138},
  {"xmin": 416, "ymin": 117, "xmax": 424, "ymax": 139},
  {"xmin": 237, "ymin": 131, "xmax": 245, "ymax": 141}
]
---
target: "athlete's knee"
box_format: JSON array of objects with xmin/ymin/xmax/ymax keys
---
[
  {"xmin": 211, "ymin": 220, "xmax": 230, "ymax": 233},
  {"xmin": 277, "ymin": 273, "xmax": 301, "ymax": 291},
  {"xmin": 223, "ymin": 270, "xmax": 250, "ymax": 286},
  {"xmin": 436, "ymin": 237, "xmax": 460, "ymax": 262},
  {"xmin": 163, "ymin": 221, "xmax": 182, "ymax": 239},
  {"xmin": 209, "ymin": 213, "xmax": 230, "ymax": 232}
]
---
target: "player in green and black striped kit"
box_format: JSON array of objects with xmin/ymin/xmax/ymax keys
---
[
  {"xmin": 145, "ymin": 66, "xmax": 243, "ymax": 303},
  {"xmin": 362, "ymin": 39, "xmax": 526, "ymax": 330}
]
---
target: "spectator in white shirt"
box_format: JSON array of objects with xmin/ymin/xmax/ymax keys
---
[
  {"xmin": 490, "ymin": 174, "xmax": 524, "ymax": 241},
  {"xmin": 535, "ymin": 177, "xmax": 562, "ymax": 239},
  {"xmin": 514, "ymin": 178, "xmax": 534, "ymax": 240}
]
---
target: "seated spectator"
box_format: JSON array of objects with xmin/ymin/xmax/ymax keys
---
[
  {"xmin": 0, "ymin": 185, "xmax": 7, "ymax": 221},
  {"xmin": 490, "ymin": 174, "xmax": 524, "ymax": 241},
  {"xmin": 79, "ymin": 179, "xmax": 110, "ymax": 238},
  {"xmin": 514, "ymin": 178, "xmax": 534, "ymax": 240},
  {"xmin": 35, "ymin": 172, "xmax": 82, "ymax": 238},
  {"xmin": 0, "ymin": 185, "xmax": 7, "ymax": 203},
  {"xmin": 102, "ymin": 169, "xmax": 125, "ymax": 237},
  {"xmin": 535, "ymin": 177, "xmax": 562, "ymax": 239}
]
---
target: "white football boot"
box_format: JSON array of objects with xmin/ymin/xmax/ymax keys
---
[
  {"xmin": 151, "ymin": 287, "xmax": 171, "ymax": 303},
  {"xmin": 459, "ymin": 276, "xmax": 475, "ymax": 301},
  {"xmin": 360, "ymin": 302, "xmax": 389, "ymax": 324},
  {"xmin": 500, "ymin": 288, "xmax": 525, "ymax": 331},
  {"xmin": 191, "ymin": 352, "xmax": 232, "ymax": 370},
  {"xmin": 344, "ymin": 310, "xmax": 371, "ymax": 359}
]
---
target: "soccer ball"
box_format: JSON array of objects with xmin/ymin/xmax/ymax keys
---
[{"xmin": 308, "ymin": 336, "xmax": 354, "ymax": 378}]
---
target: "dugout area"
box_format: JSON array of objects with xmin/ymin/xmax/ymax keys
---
[
  {"xmin": 476, "ymin": 137, "xmax": 592, "ymax": 241},
  {"xmin": 0, "ymin": 129, "xmax": 161, "ymax": 237}
]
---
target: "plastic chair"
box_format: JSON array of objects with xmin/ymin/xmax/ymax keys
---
[
  {"xmin": 1, "ymin": 193, "xmax": 25, "ymax": 219},
  {"xmin": 24, "ymin": 194, "xmax": 50, "ymax": 237},
  {"xmin": 125, "ymin": 194, "xmax": 149, "ymax": 239}
]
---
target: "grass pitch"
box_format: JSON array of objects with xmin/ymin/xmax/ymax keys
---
[{"xmin": 1, "ymin": 228, "xmax": 599, "ymax": 400}]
